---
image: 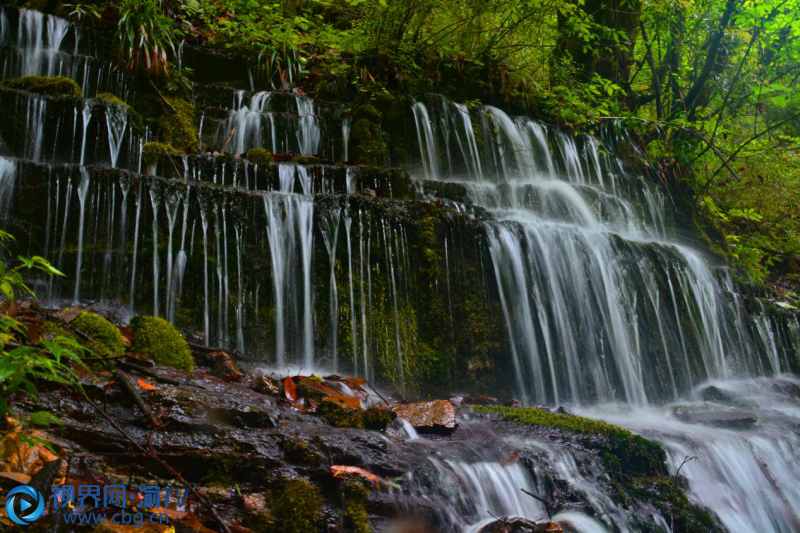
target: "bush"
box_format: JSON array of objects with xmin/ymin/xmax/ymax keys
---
[
  {"xmin": 130, "ymin": 316, "xmax": 194, "ymax": 371},
  {"xmin": 73, "ymin": 312, "xmax": 125, "ymax": 357},
  {"xmin": 2, "ymin": 75, "xmax": 82, "ymax": 97}
]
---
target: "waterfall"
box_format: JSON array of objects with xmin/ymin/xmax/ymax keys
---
[
  {"xmin": 0, "ymin": 156, "xmax": 17, "ymax": 218},
  {"xmin": 295, "ymin": 95, "xmax": 320, "ymax": 155},
  {"xmin": 105, "ymin": 103, "xmax": 128, "ymax": 168}
]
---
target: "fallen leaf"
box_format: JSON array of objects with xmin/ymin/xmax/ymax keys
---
[
  {"xmin": 0, "ymin": 472, "xmax": 32, "ymax": 484},
  {"xmin": 284, "ymin": 377, "xmax": 298, "ymax": 401},
  {"xmin": 138, "ymin": 379, "xmax": 156, "ymax": 391},
  {"xmin": 55, "ymin": 307, "xmax": 81, "ymax": 323},
  {"xmin": 500, "ymin": 451, "xmax": 519, "ymax": 467},
  {"xmin": 322, "ymin": 396, "xmax": 361, "ymax": 409},
  {"xmin": 331, "ymin": 465, "xmax": 380, "ymax": 482}
]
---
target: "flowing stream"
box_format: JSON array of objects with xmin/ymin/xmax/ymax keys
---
[{"xmin": 0, "ymin": 6, "xmax": 798, "ymax": 532}]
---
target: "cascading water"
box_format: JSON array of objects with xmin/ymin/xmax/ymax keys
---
[
  {"xmin": 1, "ymin": 6, "xmax": 799, "ymax": 529},
  {"xmin": 410, "ymin": 95, "xmax": 800, "ymax": 532}
]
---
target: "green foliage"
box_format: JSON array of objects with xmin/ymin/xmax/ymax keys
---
[
  {"xmin": 115, "ymin": 0, "xmax": 179, "ymax": 77},
  {"xmin": 268, "ymin": 479, "xmax": 321, "ymax": 533},
  {"xmin": 245, "ymin": 148, "xmax": 272, "ymax": 165},
  {"xmin": 0, "ymin": 231, "xmax": 88, "ymax": 431},
  {"xmin": 130, "ymin": 315, "xmax": 194, "ymax": 371},
  {"xmin": 73, "ymin": 312, "xmax": 125, "ymax": 357},
  {"xmin": 1, "ymin": 75, "xmax": 82, "ymax": 98}
]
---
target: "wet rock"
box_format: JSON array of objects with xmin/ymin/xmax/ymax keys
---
[
  {"xmin": 210, "ymin": 351, "xmax": 245, "ymax": 382},
  {"xmin": 392, "ymin": 400, "xmax": 456, "ymax": 433},
  {"xmin": 700, "ymin": 385, "xmax": 733, "ymax": 403},
  {"xmin": 251, "ymin": 375, "xmax": 281, "ymax": 396},
  {"xmin": 241, "ymin": 492, "xmax": 271, "ymax": 524},
  {"xmin": 504, "ymin": 399, "xmax": 522, "ymax": 408},
  {"xmin": 555, "ymin": 406, "xmax": 573, "ymax": 415},
  {"xmin": 478, "ymin": 517, "xmax": 563, "ymax": 533},
  {"xmin": 673, "ymin": 407, "xmax": 758, "ymax": 428},
  {"xmin": 463, "ymin": 394, "xmax": 498, "ymax": 406}
]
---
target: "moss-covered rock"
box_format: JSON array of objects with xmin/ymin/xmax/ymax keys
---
[
  {"xmin": 626, "ymin": 477, "xmax": 722, "ymax": 533},
  {"xmin": 353, "ymin": 104, "xmax": 381, "ymax": 123},
  {"xmin": 245, "ymin": 148, "xmax": 272, "ymax": 165},
  {"xmin": 142, "ymin": 142, "xmax": 181, "ymax": 168},
  {"xmin": 351, "ymin": 119, "xmax": 387, "ymax": 166},
  {"xmin": 349, "ymin": 104, "xmax": 388, "ymax": 166},
  {"xmin": 162, "ymin": 98, "xmax": 198, "ymax": 152},
  {"xmin": 2, "ymin": 75, "xmax": 82, "ymax": 98},
  {"xmin": 73, "ymin": 312, "xmax": 125, "ymax": 357},
  {"xmin": 268, "ymin": 479, "xmax": 321, "ymax": 533},
  {"xmin": 129, "ymin": 316, "xmax": 194, "ymax": 371},
  {"xmin": 316, "ymin": 401, "xmax": 395, "ymax": 430},
  {"xmin": 95, "ymin": 92, "xmax": 129, "ymax": 108},
  {"xmin": 475, "ymin": 406, "xmax": 666, "ymax": 478}
]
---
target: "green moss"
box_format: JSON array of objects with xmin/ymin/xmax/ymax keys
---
[
  {"xmin": 245, "ymin": 148, "xmax": 272, "ymax": 165},
  {"xmin": 73, "ymin": 312, "xmax": 125, "ymax": 357},
  {"xmin": 292, "ymin": 155, "xmax": 323, "ymax": 165},
  {"xmin": 361, "ymin": 406, "xmax": 396, "ymax": 430},
  {"xmin": 315, "ymin": 401, "xmax": 395, "ymax": 430},
  {"xmin": 475, "ymin": 406, "xmax": 666, "ymax": 478},
  {"xmin": 282, "ymin": 438, "xmax": 319, "ymax": 465},
  {"xmin": 268, "ymin": 479, "xmax": 321, "ymax": 533},
  {"xmin": 142, "ymin": 142, "xmax": 181, "ymax": 167},
  {"xmin": 351, "ymin": 118, "xmax": 387, "ymax": 166},
  {"xmin": 2, "ymin": 75, "xmax": 82, "ymax": 98},
  {"xmin": 162, "ymin": 98, "xmax": 197, "ymax": 152},
  {"xmin": 316, "ymin": 400, "xmax": 363, "ymax": 428},
  {"xmin": 342, "ymin": 479, "xmax": 370, "ymax": 533},
  {"xmin": 129, "ymin": 316, "xmax": 194, "ymax": 371},
  {"xmin": 96, "ymin": 92, "xmax": 129, "ymax": 108},
  {"xmin": 626, "ymin": 478, "xmax": 722, "ymax": 533},
  {"xmin": 296, "ymin": 382, "xmax": 327, "ymax": 403},
  {"xmin": 353, "ymin": 104, "xmax": 381, "ymax": 123},
  {"xmin": 41, "ymin": 320, "xmax": 76, "ymax": 340}
]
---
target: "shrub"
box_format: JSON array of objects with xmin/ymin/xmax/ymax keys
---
[
  {"xmin": 130, "ymin": 316, "xmax": 194, "ymax": 371},
  {"xmin": 73, "ymin": 312, "xmax": 125, "ymax": 357}
]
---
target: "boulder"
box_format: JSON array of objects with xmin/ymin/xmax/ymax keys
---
[
  {"xmin": 673, "ymin": 407, "xmax": 758, "ymax": 428},
  {"xmin": 478, "ymin": 518, "xmax": 564, "ymax": 533},
  {"xmin": 392, "ymin": 400, "xmax": 456, "ymax": 433}
]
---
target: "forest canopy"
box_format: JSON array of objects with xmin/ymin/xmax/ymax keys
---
[{"xmin": 62, "ymin": 0, "xmax": 800, "ymax": 291}]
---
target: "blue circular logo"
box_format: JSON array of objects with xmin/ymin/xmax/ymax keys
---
[{"xmin": 5, "ymin": 485, "xmax": 45, "ymax": 525}]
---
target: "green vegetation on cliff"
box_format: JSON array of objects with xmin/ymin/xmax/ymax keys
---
[{"xmin": 2, "ymin": 75, "xmax": 82, "ymax": 97}]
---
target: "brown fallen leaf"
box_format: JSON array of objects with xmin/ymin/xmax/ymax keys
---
[
  {"xmin": 0, "ymin": 472, "xmax": 32, "ymax": 484},
  {"xmin": 323, "ymin": 396, "xmax": 362, "ymax": 409},
  {"xmin": 138, "ymin": 379, "xmax": 156, "ymax": 391},
  {"xmin": 55, "ymin": 306, "xmax": 81, "ymax": 323},
  {"xmin": 331, "ymin": 465, "xmax": 380, "ymax": 482},
  {"xmin": 500, "ymin": 451, "xmax": 519, "ymax": 467},
  {"xmin": 284, "ymin": 376, "xmax": 298, "ymax": 401}
]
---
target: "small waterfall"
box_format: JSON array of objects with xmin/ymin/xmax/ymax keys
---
[
  {"xmin": 0, "ymin": 156, "xmax": 17, "ymax": 217},
  {"xmin": 342, "ymin": 117, "xmax": 352, "ymax": 161},
  {"xmin": 295, "ymin": 95, "xmax": 320, "ymax": 155},
  {"xmin": 321, "ymin": 208, "xmax": 341, "ymax": 370},
  {"xmin": 105, "ymin": 103, "xmax": 128, "ymax": 168},
  {"xmin": 72, "ymin": 167, "xmax": 90, "ymax": 302}
]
